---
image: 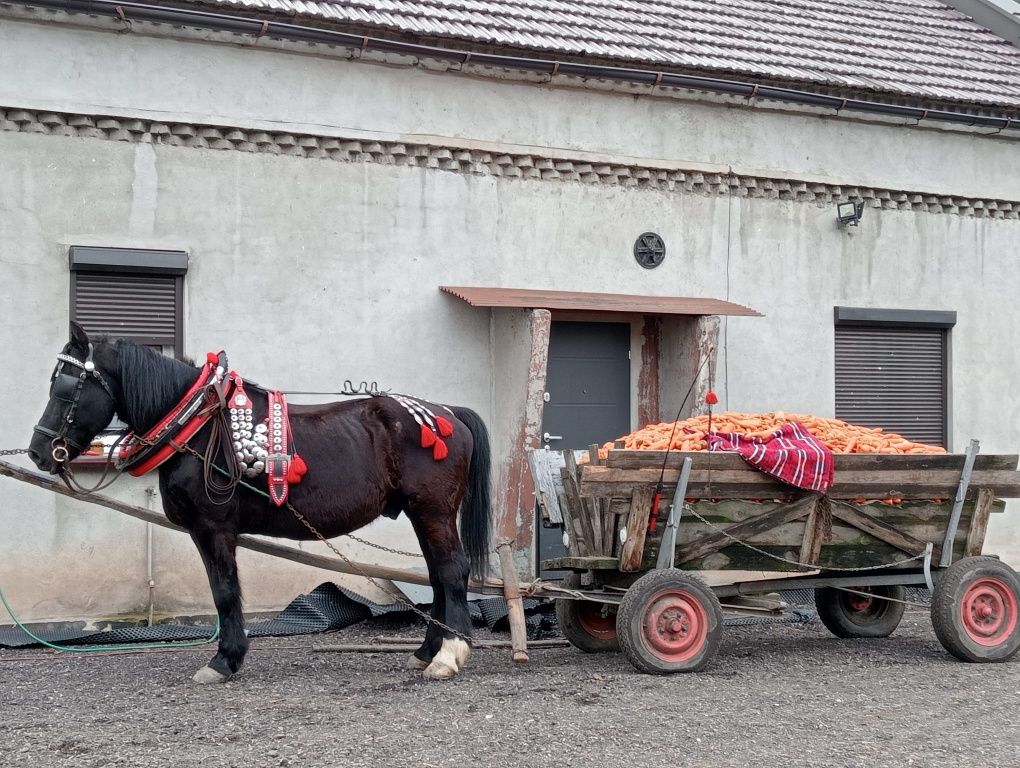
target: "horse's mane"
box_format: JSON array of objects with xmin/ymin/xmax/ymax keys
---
[{"xmin": 113, "ymin": 340, "xmax": 199, "ymax": 433}]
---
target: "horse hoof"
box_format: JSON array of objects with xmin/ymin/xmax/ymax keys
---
[
  {"xmin": 406, "ymin": 655, "xmax": 429, "ymax": 671},
  {"xmin": 422, "ymin": 660, "xmax": 457, "ymax": 680},
  {"xmin": 193, "ymin": 665, "xmax": 230, "ymax": 684}
]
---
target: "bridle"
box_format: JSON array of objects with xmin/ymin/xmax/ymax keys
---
[{"xmin": 33, "ymin": 346, "xmax": 117, "ymax": 471}]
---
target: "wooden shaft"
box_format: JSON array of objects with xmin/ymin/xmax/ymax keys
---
[
  {"xmin": 0, "ymin": 460, "xmax": 507, "ymax": 592},
  {"xmin": 495, "ymin": 541, "xmax": 530, "ymax": 663}
]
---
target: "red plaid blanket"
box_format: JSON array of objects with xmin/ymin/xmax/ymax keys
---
[{"xmin": 707, "ymin": 420, "xmax": 834, "ymax": 493}]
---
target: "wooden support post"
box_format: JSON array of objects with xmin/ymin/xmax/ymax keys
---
[
  {"xmin": 496, "ymin": 541, "xmax": 530, "ymax": 663},
  {"xmin": 619, "ymin": 486, "xmax": 654, "ymax": 572},
  {"xmin": 964, "ymin": 488, "xmax": 996, "ymax": 557}
]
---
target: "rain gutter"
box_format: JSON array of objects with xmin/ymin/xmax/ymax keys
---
[{"xmin": 8, "ymin": 0, "xmax": 1020, "ymax": 134}]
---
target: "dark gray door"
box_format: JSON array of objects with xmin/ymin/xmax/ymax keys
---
[{"xmin": 537, "ymin": 322, "xmax": 631, "ymax": 573}]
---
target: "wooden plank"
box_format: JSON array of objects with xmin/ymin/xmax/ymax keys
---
[
  {"xmin": 605, "ymin": 451, "xmax": 1019, "ymax": 472},
  {"xmin": 619, "ymin": 487, "xmax": 654, "ymax": 572},
  {"xmin": 829, "ymin": 501, "xmax": 939, "ymax": 558},
  {"xmin": 541, "ymin": 556, "xmax": 621, "ymax": 571},
  {"xmin": 798, "ymin": 498, "xmax": 825, "ymax": 567},
  {"xmin": 527, "ymin": 449, "xmax": 565, "ymax": 525},
  {"xmin": 565, "ymin": 451, "xmax": 603, "ymax": 556},
  {"xmin": 558, "ymin": 465, "xmax": 591, "ymax": 557},
  {"xmin": 964, "ymin": 488, "xmax": 996, "ymax": 557},
  {"xmin": 674, "ymin": 496, "xmax": 817, "ymax": 566},
  {"xmin": 580, "ymin": 466, "xmax": 1020, "ymax": 500}
]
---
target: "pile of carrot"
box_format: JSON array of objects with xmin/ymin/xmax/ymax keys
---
[{"xmin": 599, "ymin": 411, "xmax": 946, "ymax": 458}]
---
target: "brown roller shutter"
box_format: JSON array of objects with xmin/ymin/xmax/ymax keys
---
[
  {"xmin": 834, "ymin": 325, "xmax": 947, "ymax": 446},
  {"xmin": 71, "ymin": 272, "xmax": 182, "ymax": 354}
]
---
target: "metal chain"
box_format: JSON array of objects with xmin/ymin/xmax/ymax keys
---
[
  {"xmin": 284, "ymin": 501, "xmax": 472, "ymax": 642},
  {"xmin": 0, "ymin": 449, "xmax": 30, "ymax": 456},
  {"xmin": 683, "ymin": 503, "xmax": 928, "ymax": 572},
  {"xmin": 343, "ymin": 533, "xmax": 423, "ymax": 559}
]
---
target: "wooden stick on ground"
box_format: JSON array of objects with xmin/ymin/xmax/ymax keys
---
[{"xmin": 495, "ymin": 541, "xmax": 530, "ymax": 663}]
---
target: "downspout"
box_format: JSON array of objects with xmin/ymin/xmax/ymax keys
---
[
  {"xmin": 145, "ymin": 486, "xmax": 157, "ymax": 626},
  {"xmin": 6, "ymin": 0, "xmax": 1020, "ymax": 134}
]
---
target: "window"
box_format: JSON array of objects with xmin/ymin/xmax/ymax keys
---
[
  {"xmin": 69, "ymin": 246, "xmax": 187, "ymax": 356},
  {"xmin": 834, "ymin": 307, "xmax": 954, "ymax": 447}
]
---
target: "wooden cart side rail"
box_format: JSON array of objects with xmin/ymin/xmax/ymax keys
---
[
  {"xmin": 604, "ymin": 451, "xmax": 1020, "ymax": 472},
  {"xmin": 579, "ymin": 466, "xmax": 1020, "ymax": 500}
]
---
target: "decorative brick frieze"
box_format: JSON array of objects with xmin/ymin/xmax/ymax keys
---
[{"xmin": 1, "ymin": 106, "xmax": 1016, "ymax": 219}]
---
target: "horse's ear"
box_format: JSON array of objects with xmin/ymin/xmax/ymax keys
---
[{"xmin": 69, "ymin": 321, "xmax": 90, "ymax": 352}]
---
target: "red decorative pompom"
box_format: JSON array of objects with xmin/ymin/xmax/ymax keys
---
[
  {"xmin": 705, "ymin": 389, "xmax": 719, "ymax": 405},
  {"xmin": 432, "ymin": 438, "xmax": 448, "ymax": 461},
  {"xmin": 420, "ymin": 424, "xmax": 437, "ymax": 448},
  {"xmin": 206, "ymin": 352, "xmax": 218, "ymax": 365},
  {"xmin": 435, "ymin": 415, "xmax": 454, "ymax": 438},
  {"xmin": 286, "ymin": 453, "xmax": 308, "ymax": 484}
]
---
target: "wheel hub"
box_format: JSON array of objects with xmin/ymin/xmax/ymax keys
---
[
  {"xmin": 961, "ymin": 577, "xmax": 1018, "ymax": 646},
  {"xmin": 642, "ymin": 590, "xmax": 707, "ymax": 662}
]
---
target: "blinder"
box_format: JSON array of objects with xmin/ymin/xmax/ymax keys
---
[{"xmin": 34, "ymin": 345, "xmax": 116, "ymax": 460}]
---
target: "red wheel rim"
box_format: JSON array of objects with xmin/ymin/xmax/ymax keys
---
[
  {"xmin": 641, "ymin": 589, "xmax": 708, "ymax": 662},
  {"xmin": 577, "ymin": 602, "xmax": 617, "ymax": 640},
  {"xmin": 846, "ymin": 588, "xmax": 874, "ymax": 612},
  {"xmin": 960, "ymin": 577, "xmax": 1018, "ymax": 647}
]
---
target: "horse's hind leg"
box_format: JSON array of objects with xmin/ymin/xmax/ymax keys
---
[
  {"xmin": 408, "ymin": 511, "xmax": 472, "ymax": 680},
  {"xmin": 189, "ymin": 525, "xmax": 249, "ymax": 683},
  {"xmin": 406, "ymin": 540, "xmax": 446, "ymax": 671}
]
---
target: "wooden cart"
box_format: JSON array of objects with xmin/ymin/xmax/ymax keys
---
[{"xmin": 534, "ymin": 442, "xmax": 1020, "ymax": 674}]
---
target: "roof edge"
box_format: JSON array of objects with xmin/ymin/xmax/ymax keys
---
[
  {"xmin": 439, "ymin": 287, "xmax": 763, "ymax": 318},
  {"xmin": 6, "ymin": 0, "xmax": 1020, "ymax": 132},
  {"xmin": 942, "ymin": 0, "xmax": 1020, "ymax": 48}
]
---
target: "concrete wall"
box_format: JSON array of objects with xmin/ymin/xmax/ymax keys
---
[{"xmin": 1, "ymin": 14, "xmax": 1019, "ymax": 622}]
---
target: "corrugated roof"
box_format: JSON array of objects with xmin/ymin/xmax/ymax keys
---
[
  {"xmin": 191, "ymin": 0, "xmax": 1020, "ymax": 108},
  {"xmin": 439, "ymin": 286, "xmax": 762, "ymax": 316}
]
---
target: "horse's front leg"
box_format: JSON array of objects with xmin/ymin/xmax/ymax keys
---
[{"xmin": 190, "ymin": 525, "xmax": 248, "ymax": 684}]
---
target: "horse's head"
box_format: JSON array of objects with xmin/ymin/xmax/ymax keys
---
[{"xmin": 29, "ymin": 323, "xmax": 119, "ymax": 473}]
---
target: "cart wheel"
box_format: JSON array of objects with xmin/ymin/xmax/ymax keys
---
[
  {"xmin": 616, "ymin": 570, "xmax": 723, "ymax": 674},
  {"xmin": 931, "ymin": 556, "xmax": 1020, "ymax": 663},
  {"xmin": 555, "ymin": 573, "xmax": 619, "ymax": 653},
  {"xmin": 814, "ymin": 585, "xmax": 906, "ymax": 638}
]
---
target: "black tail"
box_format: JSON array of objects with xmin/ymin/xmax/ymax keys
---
[{"xmin": 452, "ymin": 406, "xmax": 492, "ymax": 579}]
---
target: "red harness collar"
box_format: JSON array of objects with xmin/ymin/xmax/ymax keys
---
[{"xmin": 117, "ymin": 353, "xmax": 230, "ymax": 477}]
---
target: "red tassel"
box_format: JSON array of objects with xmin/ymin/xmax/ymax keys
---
[
  {"xmin": 285, "ymin": 453, "xmax": 308, "ymax": 484},
  {"xmin": 435, "ymin": 415, "xmax": 454, "ymax": 438},
  {"xmin": 705, "ymin": 389, "xmax": 719, "ymax": 405},
  {"xmin": 420, "ymin": 424, "xmax": 437, "ymax": 448},
  {"xmin": 432, "ymin": 438, "xmax": 448, "ymax": 461}
]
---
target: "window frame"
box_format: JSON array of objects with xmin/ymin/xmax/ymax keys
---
[{"xmin": 833, "ymin": 306, "xmax": 955, "ymax": 448}]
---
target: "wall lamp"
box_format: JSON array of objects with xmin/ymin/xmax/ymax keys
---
[{"xmin": 836, "ymin": 200, "xmax": 865, "ymax": 227}]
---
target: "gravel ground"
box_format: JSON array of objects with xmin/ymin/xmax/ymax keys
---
[{"xmin": 2, "ymin": 612, "xmax": 1018, "ymax": 768}]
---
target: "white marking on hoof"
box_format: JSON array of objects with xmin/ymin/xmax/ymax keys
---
[
  {"xmin": 450, "ymin": 637, "xmax": 471, "ymax": 669},
  {"xmin": 193, "ymin": 665, "xmax": 229, "ymax": 684},
  {"xmin": 422, "ymin": 637, "xmax": 469, "ymax": 680},
  {"xmin": 406, "ymin": 654, "xmax": 429, "ymax": 670},
  {"xmin": 422, "ymin": 660, "xmax": 457, "ymax": 680}
]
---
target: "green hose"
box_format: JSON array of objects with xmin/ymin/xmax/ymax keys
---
[{"xmin": 0, "ymin": 586, "xmax": 218, "ymax": 653}]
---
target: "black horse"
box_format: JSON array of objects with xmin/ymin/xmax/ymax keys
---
[{"xmin": 29, "ymin": 323, "xmax": 491, "ymax": 683}]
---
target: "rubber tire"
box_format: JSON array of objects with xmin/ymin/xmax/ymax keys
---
[
  {"xmin": 814, "ymin": 585, "xmax": 906, "ymax": 639},
  {"xmin": 555, "ymin": 573, "xmax": 620, "ymax": 653},
  {"xmin": 616, "ymin": 570, "xmax": 723, "ymax": 674},
  {"xmin": 931, "ymin": 556, "xmax": 1020, "ymax": 663}
]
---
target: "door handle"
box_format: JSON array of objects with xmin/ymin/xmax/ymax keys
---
[{"xmin": 543, "ymin": 432, "xmax": 563, "ymax": 443}]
